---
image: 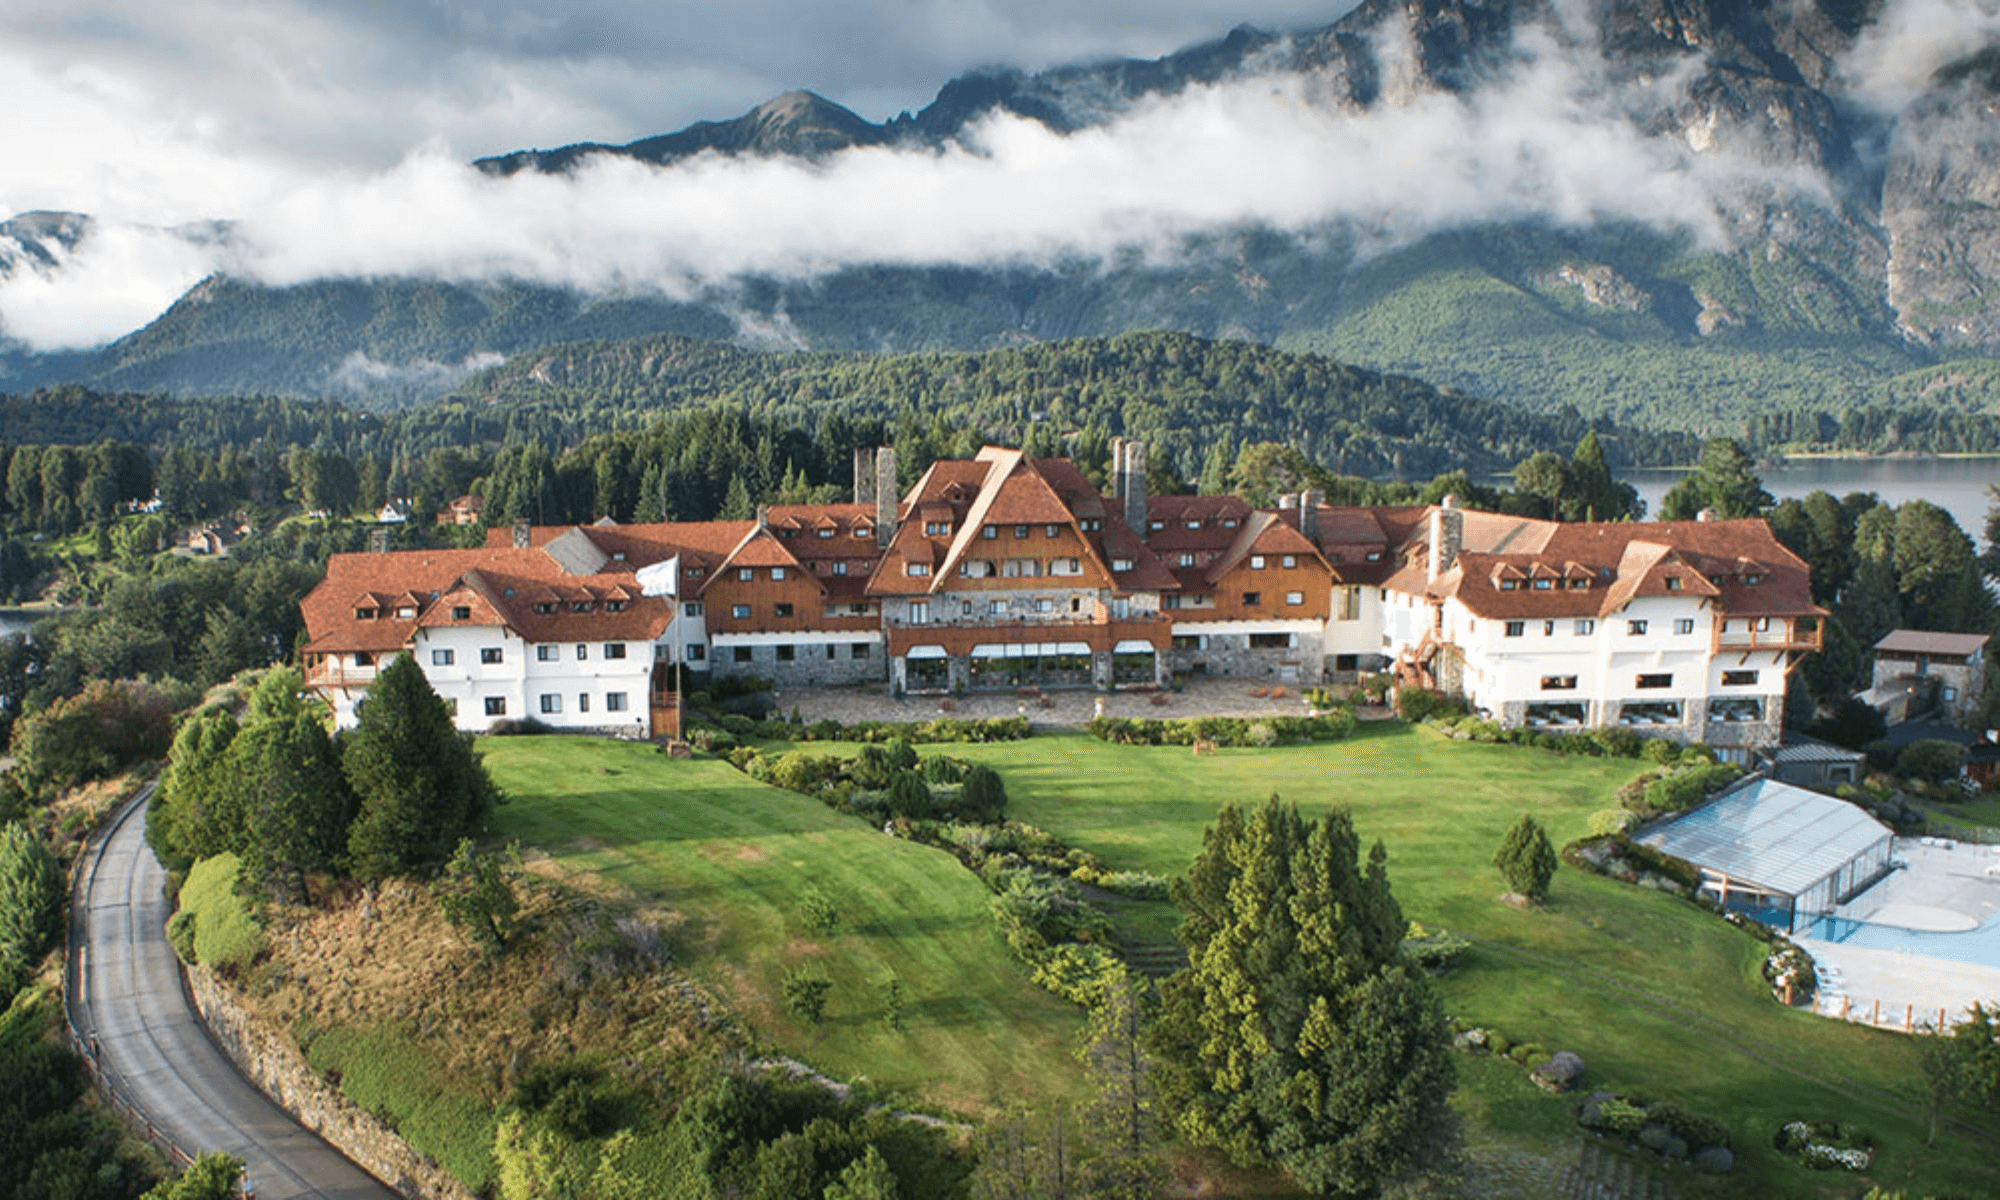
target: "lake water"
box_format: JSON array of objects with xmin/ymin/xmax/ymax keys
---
[{"xmin": 1619, "ymin": 457, "xmax": 2000, "ymax": 547}]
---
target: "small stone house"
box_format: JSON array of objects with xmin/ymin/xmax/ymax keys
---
[{"xmin": 1870, "ymin": 630, "xmax": 1989, "ymax": 726}]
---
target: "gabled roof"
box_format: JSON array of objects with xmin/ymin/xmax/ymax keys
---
[{"xmin": 1202, "ymin": 513, "xmax": 1330, "ymax": 585}]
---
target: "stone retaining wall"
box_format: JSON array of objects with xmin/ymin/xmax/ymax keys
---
[{"xmin": 183, "ymin": 966, "xmax": 477, "ymax": 1200}]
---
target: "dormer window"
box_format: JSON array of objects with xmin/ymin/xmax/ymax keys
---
[
  {"xmin": 1150, "ymin": 520, "xmax": 1165, "ymax": 531},
  {"xmin": 1366, "ymin": 551, "xmax": 1383, "ymax": 562},
  {"xmin": 1112, "ymin": 558, "xmax": 1134, "ymax": 572},
  {"xmin": 1223, "ymin": 519, "xmax": 1239, "ymax": 528},
  {"xmin": 854, "ymin": 526, "xmax": 871, "ymax": 539},
  {"xmin": 1186, "ymin": 520, "xmax": 1201, "ymax": 530},
  {"xmin": 832, "ymin": 561, "xmax": 848, "ymax": 576},
  {"xmin": 1666, "ymin": 577, "xmax": 1682, "ymax": 591},
  {"xmin": 1179, "ymin": 553, "xmax": 1195, "ymax": 567},
  {"xmin": 606, "ymin": 600, "xmax": 625, "ymax": 612},
  {"xmin": 1080, "ymin": 518, "xmax": 1101, "ymax": 532},
  {"xmin": 924, "ymin": 521, "xmax": 950, "ymax": 536},
  {"xmin": 1533, "ymin": 579, "xmax": 1552, "ymax": 590},
  {"xmin": 1568, "ymin": 578, "xmax": 1589, "ymax": 590},
  {"xmin": 1499, "ymin": 580, "xmax": 1519, "ymax": 591},
  {"xmin": 396, "ymin": 605, "xmax": 416, "ymax": 618},
  {"xmin": 535, "ymin": 603, "xmax": 555, "ymax": 615},
  {"xmin": 687, "ymin": 566, "xmax": 705, "ymax": 578},
  {"xmin": 354, "ymin": 607, "xmax": 376, "ymax": 620},
  {"xmin": 452, "ymin": 605, "xmax": 471, "ymax": 620},
  {"xmin": 1743, "ymin": 573, "xmax": 1764, "ymax": 585},
  {"xmin": 570, "ymin": 601, "xmax": 590, "ymax": 613},
  {"xmin": 906, "ymin": 563, "xmax": 930, "ymax": 577},
  {"xmin": 818, "ymin": 528, "xmax": 834, "ymax": 538}
]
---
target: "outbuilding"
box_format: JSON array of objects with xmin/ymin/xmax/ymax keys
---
[{"xmin": 1637, "ymin": 775, "xmax": 1893, "ymax": 934}]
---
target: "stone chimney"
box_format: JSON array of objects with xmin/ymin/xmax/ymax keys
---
[
  {"xmin": 875, "ymin": 445, "xmax": 897, "ymax": 549},
  {"xmin": 1277, "ymin": 493, "xmax": 1298, "ymax": 510},
  {"xmin": 369, "ymin": 527, "xmax": 390, "ymax": 554},
  {"xmin": 1113, "ymin": 437, "xmax": 1149, "ymax": 538},
  {"xmin": 512, "ymin": 520, "xmax": 532, "ymax": 549},
  {"xmin": 1300, "ymin": 489, "xmax": 1323, "ymax": 542},
  {"xmin": 755, "ymin": 504, "xmax": 769, "ymax": 531},
  {"xmin": 1696, "ymin": 507, "xmax": 1719, "ymax": 523},
  {"xmin": 1426, "ymin": 497, "xmax": 1463, "ymax": 583},
  {"xmin": 853, "ymin": 447, "xmax": 876, "ymax": 505}
]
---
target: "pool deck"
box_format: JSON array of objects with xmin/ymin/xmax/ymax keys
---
[{"xmin": 1797, "ymin": 838, "xmax": 2000, "ymax": 1033}]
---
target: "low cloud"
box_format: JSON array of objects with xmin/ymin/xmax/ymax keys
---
[
  {"xmin": 326, "ymin": 349, "xmax": 506, "ymax": 394},
  {"xmin": 3, "ymin": 6, "xmax": 1843, "ymax": 351},
  {"xmin": 1839, "ymin": 0, "xmax": 2000, "ymax": 112}
]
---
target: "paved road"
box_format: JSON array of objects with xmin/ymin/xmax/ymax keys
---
[{"xmin": 73, "ymin": 790, "xmax": 396, "ymax": 1200}]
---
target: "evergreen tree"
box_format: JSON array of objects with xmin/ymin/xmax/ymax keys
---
[
  {"xmin": 219, "ymin": 710, "xmax": 354, "ymax": 902},
  {"xmin": 1658, "ymin": 438, "xmax": 1772, "ymax": 520},
  {"xmin": 720, "ymin": 474, "xmax": 755, "ymax": 520},
  {"xmin": 1493, "ymin": 813, "xmax": 1558, "ymax": 903},
  {"xmin": 1078, "ymin": 975, "xmax": 1167, "ymax": 1200},
  {"xmin": 823, "ymin": 1146, "xmax": 898, "ymax": 1200},
  {"xmin": 140, "ymin": 1153, "xmax": 243, "ymax": 1200},
  {"xmin": 343, "ymin": 653, "xmax": 499, "ymax": 881},
  {"xmin": 0, "ymin": 822, "xmax": 63, "ymax": 997},
  {"xmin": 147, "ymin": 708, "xmax": 241, "ymax": 872},
  {"xmin": 1151, "ymin": 798, "xmax": 1452, "ymax": 1197}
]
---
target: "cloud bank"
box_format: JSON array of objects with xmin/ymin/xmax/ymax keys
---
[{"xmin": 5, "ymin": 0, "xmax": 1980, "ymax": 352}]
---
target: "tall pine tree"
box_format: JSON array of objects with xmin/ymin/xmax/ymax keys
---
[
  {"xmin": 1152, "ymin": 798, "xmax": 1452, "ymax": 1198},
  {"xmin": 343, "ymin": 654, "xmax": 499, "ymax": 881}
]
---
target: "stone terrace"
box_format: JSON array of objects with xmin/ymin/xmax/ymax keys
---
[{"xmin": 771, "ymin": 678, "xmax": 1373, "ymax": 728}]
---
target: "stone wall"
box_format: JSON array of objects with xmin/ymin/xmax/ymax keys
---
[
  {"xmin": 712, "ymin": 643, "xmax": 885, "ymax": 687},
  {"xmin": 1165, "ymin": 630, "xmax": 1326, "ymax": 683},
  {"xmin": 183, "ymin": 966, "xmax": 478, "ymax": 1200}
]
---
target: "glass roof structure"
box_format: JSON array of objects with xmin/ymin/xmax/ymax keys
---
[{"xmin": 1637, "ymin": 777, "xmax": 1891, "ymax": 898}]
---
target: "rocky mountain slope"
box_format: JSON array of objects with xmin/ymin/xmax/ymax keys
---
[{"xmin": 3, "ymin": 0, "xmax": 1997, "ymax": 428}]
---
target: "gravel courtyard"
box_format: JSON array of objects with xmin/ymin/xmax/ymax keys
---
[{"xmin": 767, "ymin": 677, "xmax": 1378, "ymax": 728}]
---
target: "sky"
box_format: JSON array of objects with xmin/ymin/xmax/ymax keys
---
[{"xmin": 1, "ymin": 0, "xmax": 1994, "ymax": 351}]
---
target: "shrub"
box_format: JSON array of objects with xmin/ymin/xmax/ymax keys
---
[
  {"xmin": 921, "ymin": 755, "xmax": 964, "ymax": 785},
  {"xmin": 1494, "ymin": 813, "xmax": 1558, "ymax": 902},
  {"xmin": 958, "ymin": 765, "xmax": 1007, "ymax": 823},
  {"xmin": 1641, "ymin": 739, "xmax": 1679, "ymax": 765},
  {"xmin": 177, "ymin": 853, "xmax": 264, "ymax": 971},
  {"xmin": 781, "ymin": 967, "xmax": 834, "ymax": 1025},
  {"xmin": 166, "ymin": 909, "xmax": 198, "ymax": 964},
  {"xmin": 1094, "ymin": 870, "xmax": 1172, "ymax": 901},
  {"xmin": 886, "ymin": 772, "xmax": 932, "ymax": 820},
  {"xmin": 1402, "ymin": 922, "xmax": 1471, "ymax": 972},
  {"xmin": 1651, "ymin": 1102, "xmax": 1731, "ymax": 1151},
  {"xmin": 1589, "ymin": 809, "xmax": 1637, "ymax": 836},
  {"xmin": 1590, "ymin": 1097, "xmax": 1648, "ymax": 1136},
  {"xmin": 1244, "ymin": 722, "xmax": 1279, "ymax": 748},
  {"xmin": 799, "ymin": 886, "xmax": 841, "ymax": 935},
  {"xmin": 1030, "ymin": 943, "xmax": 1128, "ymax": 1008},
  {"xmin": 1898, "ymin": 738, "xmax": 1965, "ymax": 784}
]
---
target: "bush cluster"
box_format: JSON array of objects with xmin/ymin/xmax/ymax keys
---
[
  {"xmin": 1395, "ymin": 688, "xmax": 1467, "ymax": 723},
  {"xmin": 1775, "ymin": 1120, "xmax": 1874, "ymax": 1172},
  {"xmin": 1427, "ymin": 713, "xmax": 1692, "ymax": 763},
  {"xmin": 985, "ymin": 867, "xmax": 1126, "ymax": 1007},
  {"xmin": 1403, "ymin": 921, "xmax": 1471, "ymax": 973},
  {"xmin": 1578, "ymin": 1091, "xmax": 1733, "ymax": 1169},
  {"xmin": 1086, "ymin": 709, "xmax": 1357, "ymax": 747},
  {"xmin": 694, "ymin": 712, "xmax": 1032, "ymax": 745}
]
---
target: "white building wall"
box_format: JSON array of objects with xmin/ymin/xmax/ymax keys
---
[{"xmin": 518, "ymin": 634, "xmax": 655, "ymax": 737}]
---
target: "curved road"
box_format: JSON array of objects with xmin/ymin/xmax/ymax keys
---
[{"xmin": 72, "ymin": 790, "xmax": 395, "ymax": 1200}]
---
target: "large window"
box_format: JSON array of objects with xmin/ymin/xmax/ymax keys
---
[
  {"xmin": 733, "ymin": 646, "xmax": 753, "ymax": 663},
  {"xmin": 481, "ymin": 647, "xmax": 504, "ymax": 664},
  {"xmin": 1721, "ymin": 669, "xmax": 1759, "ymax": 686},
  {"xmin": 1504, "ymin": 621, "xmax": 1525, "ymax": 638},
  {"xmin": 774, "ymin": 604, "xmax": 794, "ymax": 619},
  {"xmin": 1636, "ymin": 673, "xmax": 1672, "ymax": 689},
  {"xmin": 1627, "ymin": 620, "xmax": 1649, "ymax": 636},
  {"xmin": 431, "ymin": 649, "xmax": 454, "ymax": 666},
  {"xmin": 731, "ymin": 604, "xmax": 751, "ymax": 619},
  {"xmin": 537, "ymin": 645, "xmax": 559, "ymax": 662},
  {"xmin": 1540, "ymin": 675, "xmax": 1577, "ymax": 691},
  {"xmin": 604, "ymin": 643, "xmax": 626, "ymax": 659},
  {"xmin": 484, "ymin": 697, "xmax": 506, "ymax": 716},
  {"xmin": 540, "ymin": 694, "xmax": 562, "ymax": 714},
  {"xmin": 605, "ymin": 692, "xmax": 627, "ymax": 712},
  {"xmin": 1674, "ymin": 618, "xmax": 1695, "ymax": 635},
  {"xmin": 685, "ymin": 644, "xmax": 706, "ymax": 661},
  {"xmin": 1249, "ymin": 633, "xmax": 1292, "ymax": 649}
]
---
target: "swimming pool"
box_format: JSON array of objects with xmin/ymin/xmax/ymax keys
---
[{"xmin": 1807, "ymin": 911, "xmax": 2000, "ymax": 970}]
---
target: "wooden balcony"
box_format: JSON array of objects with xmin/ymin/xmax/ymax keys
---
[{"xmin": 1712, "ymin": 616, "xmax": 1823, "ymax": 655}]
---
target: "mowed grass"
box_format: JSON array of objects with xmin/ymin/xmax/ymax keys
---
[
  {"xmin": 480, "ymin": 736, "xmax": 1085, "ymax": 1117},
  {"xmin": 766, "ymin": 722, "xmax": 2000, "ymax": 1195}
]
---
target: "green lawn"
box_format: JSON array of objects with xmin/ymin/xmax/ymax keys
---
[
  {"xmin": 761, "ymin": 722, "xmax": 2000, "ymax": 1195},
  {"xmin": 480, "ymin": 737, "xmax": 1086, "ymax": 1117}
]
